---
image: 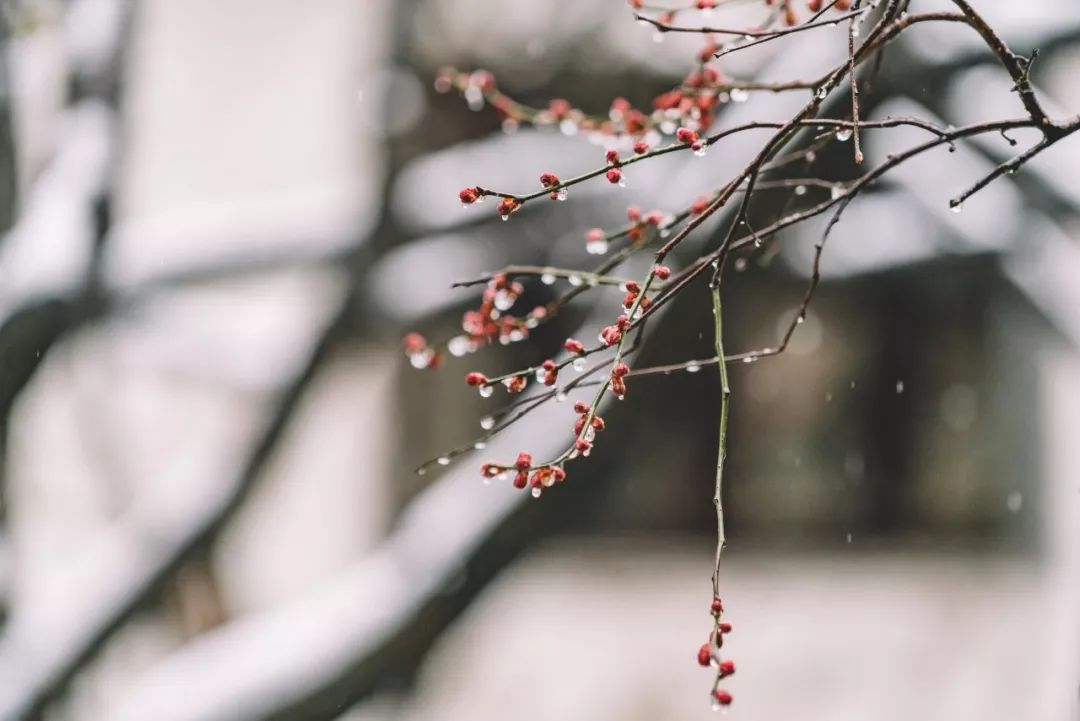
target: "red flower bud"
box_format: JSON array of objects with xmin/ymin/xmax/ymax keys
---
[
  {"xmin": 573, "ymin": 401, "xmax": 590, "ymax": 414},
  {"xmin": 465, "ymin": 372, "xmax": 488, "ymax": 387},
  {"xmin": 564, "ymin": 338, "xmax": 585, "ymax": 355},
  {"xmin": 712, "ymin": 690, "xmax": 733, "ymax": 706},
  {"xmin": 591, "ymin": 416, "xmax": 606, "ymax": 431},
  {"xmin": 718, "ymin": 622, "xmax": 732, "ymax": 634},
  {"xmin": 719, "ymin": 660, "xmax": 735, "ymax": 677},
  {"xmin": 624, "ymin": 281, "xmax": 640, "ymax": 293},
  {"xmin": 676, "ymin": 127, "xmax": 698, "ymax": 144},
  {"xmin": 480, "ymin": 463, "xmax": 501, "ymax": 478},
  {"xmin": 574, "ymin": 438, "xmax": 592, "ymax": 453},
  {"xmin": 403, "ymin": 333, "xmax": 427, "ymax": 353},
  {"xmin": 633, "ymin": 140, "xmax": 650, "ymax": 154},
  {"xmin": 552, "ymin": 467, "xmax": 567, "ymax": 482},
  {"xmin": 612, "ymin": 362, "xmax": 630, "ymax": 378},
  {"xmin": 654, "ymin": 265, "xmax": 671, "ymax": 280},
  {"xmin": 606, "ymin": 168, "xmax": 623, "ymax": 185},
  {"xmin": 616, "ymin": 314, "xmax": 631, "ymax": 331},
  {"xmin": 605, "ymin": 149, "xmax": 621, "ymax": 166},
  {"xmin": 539, "ymin": 172, "xmax": 559, "ymax": 187},
  {"xmin": 513, "ymin": 471, "xmax": 528, "ymax": 489},
  {"xmin": 459, "ymin": 187, "xmax": 480, "ymax": 205},
  {"xmin": 697, "ymin": 643, "xmax": 712, "ymax": 667},
  {"xmin": 626, "ymin": 205, "xmax": 642, "ymax": 222},
  {"xmin": 515, "ymin": 452, "xmax": 533, "ymax": 470},
  {"xmin": 710, "ymin": 598, "xmax": 724, "ymax": 615},
  {"xmin": 496, "ymin": 197, "xmax": 520, "ymax": 218}
]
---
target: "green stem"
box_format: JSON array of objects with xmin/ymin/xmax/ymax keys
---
[{"xmin": 710, "ymin": 285, "xmax": 731, "ymax": 599}]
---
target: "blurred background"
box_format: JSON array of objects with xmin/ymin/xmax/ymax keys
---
[{"xmin": 0, "ymin": 0, "xmax": 1076, "ymax": 720}]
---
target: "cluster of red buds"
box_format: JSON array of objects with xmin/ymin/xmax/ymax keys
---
[
  {"xmin": 539, "ymin": 171, "xmax": 567, "ymax": 201},
  {"xmin": 480, "ymin": 452, "xmax": 567, "ymax": 498},
  {"xmin": 620, "ymin": 280, "xmax": 653, "ymax": 315},
  {"xmin": 605, "ymin": 149, "xmax": 626, "ymax": 187},
  {"xmin": 677, "ymin": 126, "xmax": 708, "ymax": 157},
  {"xmin": 611, "ymin": 361, "xmax": 630, "ymax": 399},
  {"xmin": 403, "ymin": 332, "xmax": 440, "ymax": 370},
  {"xmin": 697, "ymin": 596, "xmax": 736, "ymax": 710},
  {"xmin": 451, "ymin": 273, "xmax": 542, "ymax": 360},
  {"xmin": 624, "ymin": 205, "xmax": 668, "ymax": 246}
]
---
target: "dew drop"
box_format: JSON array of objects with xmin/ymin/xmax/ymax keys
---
[
  {"xmin": 500, "ymin": 214, "xmax": 510, "ymax": 221},
  {"xmin": 480, "ymin": 415, "xmax": 495, "ymax": 430},
  {"xmin": 687, "ymin": 362, "xmax": 701, "ymax": 373},
  {"xmin": 734, "ymin": 258, "xmax": 748, "ymax": 272},
  {"xmin": 541, "ymin": 272, "xmax": 556, "ymax": 285},
  {"xmin": 572, "ymin": 358, "xmax": 587, "ymax": 372},
  {"xmin": 815, "ymin": 87, "xmax": 828, "ymax": 100},
  {"xmin": 409, "ymin": 350, "xmax": 433, "ymax": 369},
  {"xmin": 794, "ymin": 184, "xmax": 807, "ymax": 196},
  {"xmin": 568, "ymin": 274, "xmax": 584, "ymax": 287},
  {"xmin": 556, "ymin": 187, "xmax": 569, "ymax": 201},
  {"xmin": 448, "ymin": 335, "xmax": 471, "ymax": 357},
  {"xmin": 474, "ymin": 441, "xmax": 487, "ymax": 450},
  {"xmin": 846, "ymin": 532, "xmax": 853, "ymax": 544},
  {"xmin": 796, "ymin": 314, "xmax": 805, "ymax": 324},
  {"xmin": 586, "ymin": 239, "xmax": 609, "ymax": 255},
  {"xmin": 437, "ymin": 456, "xmax": 450, "ymax": 466},
  {"xmin": 617, "ymin": 176, "xmax": 628, "ymax": 188},
  {"xmin": 693, "ymin": 145, "xmax": 708, "ymax": 157},
  {"xmin": 729, "ymin": 88, "xmax": 749, "ymax": 103},
  {"xmin": 949, "ymin": 201, "xmax": 964, "ymax": 214},
  {"xmin": 1006, "ymin": 491, "xmax": 1023, "ymax": 513},
  {"xmin": 831, "ymin": 185, "xmax": 844, "ymax": 200},
  {"xmin": 531, "ymin": 487, "xmax": 543, "ymax": 498},
  {"xmin": 556, "ymin": 391, "xmax": 568, "ymax": 402},
  {"xmin": 417, "ymin": 467, "xmax": 427, "ymax": 476},
  {"xmin": 835, "ymin": 128, "xmax": 853, "ymax": 142},
  {"xmin": 742, "ymin": 357, "xmax": 755, "ymax": 364},
  {"xmin": 896, "ymin": 380, "xmax": 905, "ymax": 394}
]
